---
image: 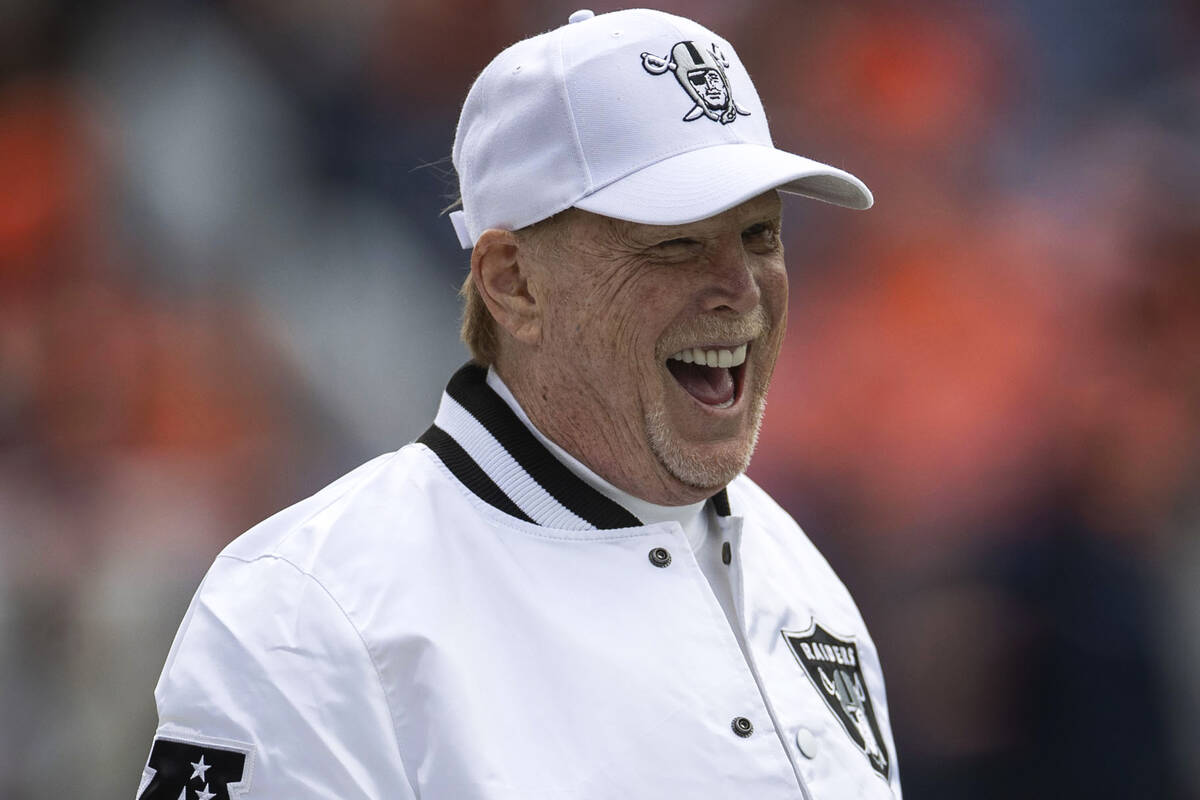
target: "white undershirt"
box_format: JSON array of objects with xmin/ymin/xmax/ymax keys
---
[{"xmin": 486, "ymin": 369, "xmax": 748, "ymax": 657}]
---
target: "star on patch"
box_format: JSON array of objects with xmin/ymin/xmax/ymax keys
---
[{"xmin": 189, "ymin": 755, "xmax": 210, "ymax": 782}]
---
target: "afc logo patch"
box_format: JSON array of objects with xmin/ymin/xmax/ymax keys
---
[
  {"xmin": 782, "ymin": 623, "xmax": 891, "ymax": 780},
  {"xmin": 136, "ymin": 736, "xmax": 252, "ymax": 800}
]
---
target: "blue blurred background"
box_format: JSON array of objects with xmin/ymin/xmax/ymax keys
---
[{"xmin": 1, "ymin": 0, "xmax": 1197, "ymax": 797}]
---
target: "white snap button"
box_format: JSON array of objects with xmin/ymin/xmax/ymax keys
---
[
  {"xmin": 568, "ymin": 9, "xmax": 595, "ymax": 23},
  {"xmin": 795, "ymin": 727, "xmax": 818, "ymax": 758}
]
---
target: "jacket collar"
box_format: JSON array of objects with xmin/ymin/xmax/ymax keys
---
[{"xmin": 418, "ymin": 363, "xmax": 730, "ymax": 530}]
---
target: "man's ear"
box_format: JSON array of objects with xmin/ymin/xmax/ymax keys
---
[{"xmin": 471, "ymin": 229, "xmax": 542, "ymax": 345}]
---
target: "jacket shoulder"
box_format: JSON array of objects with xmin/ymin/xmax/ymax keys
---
[
  {"xmin": 726, "ymin": 473, "xmax": 866, "ymax": 625},
  {"xmin": 219, "ymin": 442, "xmax": 448, "ymax": 568},
  {"xmin": 725, "ymin": 473, "xmax": 795, "ymax": 526}
]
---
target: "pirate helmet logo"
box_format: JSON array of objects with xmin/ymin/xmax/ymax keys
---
[{"xmin": 641, "ymin": 41, "xmax": 751, "ymax": 124}]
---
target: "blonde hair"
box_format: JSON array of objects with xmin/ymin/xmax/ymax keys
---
[{"xmin": 459, "ymin": 270, "xmax": 499, "ymax": 365}]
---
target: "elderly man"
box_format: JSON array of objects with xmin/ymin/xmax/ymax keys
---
[{"xmin": 135, "ymin": 9, "xmax": 900, "ymax": 800}]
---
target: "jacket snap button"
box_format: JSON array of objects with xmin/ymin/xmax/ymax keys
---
[
  {"xmin": 795, "ymin": 726, "xmax": 818, "ymax": 758},
  {"xmin": 648, "ymin": 547, "xmax": 671, "ymax": 568},
  {"xmin": 731, "ymin": 716, "xmax": 754, "ymax": 737}
]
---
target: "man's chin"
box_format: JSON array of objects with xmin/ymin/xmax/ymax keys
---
[
  {"xmin": 645, "ymin": 407, "xmax": 763, "ymax": 494},
  {"xmin": 659, "ymin": 449, "xmax": 749, "ymax": 493}
]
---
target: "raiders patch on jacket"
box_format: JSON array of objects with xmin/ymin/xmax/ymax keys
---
[
  {"xmin": 137, "ymin": 736, "xmax": 252, "ymax": 799},
  {"xmin": 782, "ymin": 623, "xmax": 890, "ymax": 780}
]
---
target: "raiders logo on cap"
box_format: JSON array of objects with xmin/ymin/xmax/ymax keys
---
[
  {"xmin": 782, "ymin": 622, "xmax": 891, "ymax": 780},
  {"xmin": 641, "ymin": 41, "xmax": 751, "ymax": 124}
]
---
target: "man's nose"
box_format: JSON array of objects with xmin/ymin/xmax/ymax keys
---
[{"xmin": 702, "ymin": 243, "xmax": 760, "ymax": 315}]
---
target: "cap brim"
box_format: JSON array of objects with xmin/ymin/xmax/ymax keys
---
[{"xmin": 573, "ymin": 143, "xmax": 872, "ymax": 226}]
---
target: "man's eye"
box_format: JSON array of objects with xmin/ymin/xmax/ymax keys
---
[
  {"xmin": 654, "ymin": 237, "xmax": 699, "ymax": 249},
  {"xmin": 743, "ymin": 223, "xmax": 779, "ymax": 247}
]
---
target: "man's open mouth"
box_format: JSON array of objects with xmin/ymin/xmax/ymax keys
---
[{"xmin": 665, "ymin": 344, "xmax": 748, "ymax": 408}]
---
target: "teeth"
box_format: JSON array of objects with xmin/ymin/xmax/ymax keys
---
[{"xmin": 668, "ymin": 343, "xmax": 748, "ymax": 367}]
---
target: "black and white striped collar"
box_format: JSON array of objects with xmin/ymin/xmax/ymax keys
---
[{"xmin": 418, "ymin": 363, "xmax": 731, "ymax": 530}]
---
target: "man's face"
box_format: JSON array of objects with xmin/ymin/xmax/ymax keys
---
[
  {"xmin": 524, "ymin": 192, "xmax": 787, "ymax": 504},
  {"xmin": 690, "ymin": 69, "xmax": 728, "ymax": 109}
]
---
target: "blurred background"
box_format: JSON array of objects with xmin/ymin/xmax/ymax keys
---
[{"xmin": 0, "ymin": 0, "xmax": 1197, "ymax": 796}]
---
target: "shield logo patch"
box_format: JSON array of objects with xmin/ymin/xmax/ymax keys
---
[
  {"xmin": 782, "ymin": 623, "xmax": 890, "ymax": 780},
  {"xmin": 137, "ymin": 736, "xmax": 252, "ymax": 799}
]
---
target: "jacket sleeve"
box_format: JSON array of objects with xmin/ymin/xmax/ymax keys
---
[{"xmin": 134, "ymin": 553, "xmax": 416, "ymax": 799}]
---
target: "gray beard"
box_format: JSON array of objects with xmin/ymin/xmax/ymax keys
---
[{"xmin": 644, "ymin": 391, "xmax": 768, "ymax": 491}]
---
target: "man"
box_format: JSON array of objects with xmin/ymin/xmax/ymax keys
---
[{"xmin": 135, "ymin": 9, "xmax": 900, "ymax": 799}]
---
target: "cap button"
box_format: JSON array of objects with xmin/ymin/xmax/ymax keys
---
[{"xmin": 568, "ymin": 9, "xmax": 594, "ymax": 23}]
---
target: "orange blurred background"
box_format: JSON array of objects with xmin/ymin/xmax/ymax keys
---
[{"xmin": 1, "ymin": 1, "xmax": 1197, "ymax": 797}]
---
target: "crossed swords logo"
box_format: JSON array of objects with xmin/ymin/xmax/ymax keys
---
[
  {"xmin": 641, "ymin": 41, "xmax": 751, "ymax": 124},
  {"xmin": 819, "ymin": 666, "xmax": 889, "ymax": 773}
]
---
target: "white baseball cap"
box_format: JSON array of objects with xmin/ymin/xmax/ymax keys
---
[{"xmin": 448, "ymin": 8, "xmax": 872, "ymax": 249}]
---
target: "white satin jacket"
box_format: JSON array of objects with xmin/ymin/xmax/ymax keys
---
[{"xmin": 137, "ymin": 364, "xmax": 901, "ymax": 799}]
